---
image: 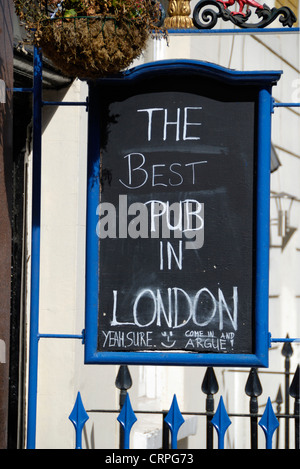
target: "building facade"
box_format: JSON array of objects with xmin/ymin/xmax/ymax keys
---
[{"xmin": 4, "ymin": 0, "xmax": 300, "ymax": 448}]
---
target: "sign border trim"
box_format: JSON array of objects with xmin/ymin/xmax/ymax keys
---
[{"xmin": 84, "ymin": 59, "xmax": 282, "ymax": 367}]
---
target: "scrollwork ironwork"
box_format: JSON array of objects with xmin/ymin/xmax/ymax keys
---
[{"xmin": 192, "ymin": 0, "xmax": 297, "ymax": 29}]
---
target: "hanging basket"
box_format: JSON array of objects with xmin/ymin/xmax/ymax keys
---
[
  {"xmin": 14, "ymin": 1, "xmax": 167, "ymax": 79},
  {"xmin": 37, "ymin": 16, "xmax": 150, "ymax": 78}
]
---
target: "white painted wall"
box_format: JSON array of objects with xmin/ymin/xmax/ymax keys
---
[{"xmin": 24, "ymin": 8, "xmax": 300, "ymax": 448}]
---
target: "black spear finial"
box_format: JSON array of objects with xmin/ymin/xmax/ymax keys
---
[
  {"xmin": 202, "ymin": 367, "xmax": 219, "ymax": 449},
  {"xmin": 115, "ymin": 365, "xmax": 133, "ymax": 409},
  {"xmin": 245, "ymin": 368, "xmax": 263, "ymax": 449},
  {"xmin": 281, "ymin": 334, "xmax": 293, "ymax": 359},
  {"xmin": 289, "ymin": 365, "xmax": 300, "ymax": 449}
]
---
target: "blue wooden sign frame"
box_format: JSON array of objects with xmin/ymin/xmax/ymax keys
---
[{"xmin": 84, "ymin": 60, "xmax": 281, "ymax": 367}]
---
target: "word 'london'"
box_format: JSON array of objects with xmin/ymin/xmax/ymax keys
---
[
  {"xmin": 110, "ymin": 286, "xmax": 238, "ymax": 328},
  {"xmin": 105, "ymin": 284, "xmax": 238, "ymax": 351}
]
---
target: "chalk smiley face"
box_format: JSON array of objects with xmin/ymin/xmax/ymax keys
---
[{"xmin": 161, "ymin": 331, "xmax": 177, "ymax": 348}]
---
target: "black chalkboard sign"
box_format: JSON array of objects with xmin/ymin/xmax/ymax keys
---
[{"xmin": 85, "ymin": 60, "xmax": 281, "ymax": 366}]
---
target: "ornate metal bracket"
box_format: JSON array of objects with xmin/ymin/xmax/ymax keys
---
[{"xmin": 193, "ymin": 0, "xmax": 297, "ymax": 29}]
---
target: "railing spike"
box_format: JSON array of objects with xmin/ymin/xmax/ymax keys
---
[
  {"xmin": 69, "ymin": 392, "xmax": 89, "ymax": 449},
  {"xmin": 201, "ymin": 366, "xmax": 219, "ymax": 396},
  {"xmin": 202, "ymin": 367, "xmax": 219, "ymax": 449},
  {"xmin": 245, "ymin": 368, "xmax": 262, "ymax": 449},
  {"xmin": 117, "ymin": 393, "xmax": 137, "ymax": 449},
  {"xmin": 289, "ymin": 365, "xmax": 300, "ymax": 449},
  {"xmin": 259, "ymin": 397, "xmax": 279, "ymax": 449},
  {"xmin": 245, "ymin": 368, "xmax": 263, "ymax": 398},
  {"xmin": 275, "ymin": 385, "xmax": 283, "ymax": 449},
  {"xmin": 115, "ymin": 365, "xmax": 133, "ymax": 408},
  {"xmin": 211, "ymin": 396, "xmax": 231, "ymax": 449},
  {"xmin": 282, "ymin": 334, "xmax": 293, "ymax": 448},
  {"xmin": 289, "ymin": 364, "xmax": 299, "ymax": 400},
  {"xmin": 281, "ymin": 334, "xmax": 293, "ymax": 358},
  {"xmin": 275, "ymin": 385, "xmax": 283, "ymax": 407},
  {"xmin": 164, "ymin": 395, "xmax": 185, "ymax": 449}
]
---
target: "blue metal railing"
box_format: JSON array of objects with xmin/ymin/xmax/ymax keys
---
[
  {"xmin": 71, "ymin": 360, "xmax": 300, "ymax": 449},
  {"xmin": 26, "ymin": 47, "xmax": 43, "ymax": 450}
]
